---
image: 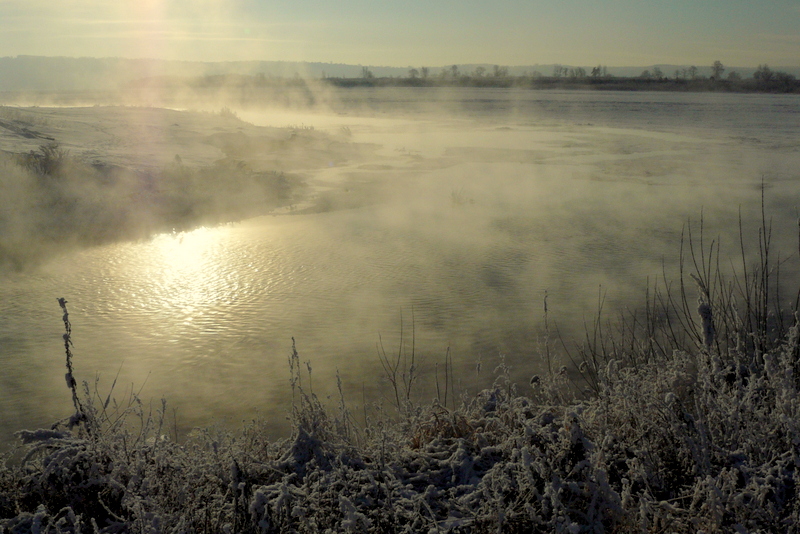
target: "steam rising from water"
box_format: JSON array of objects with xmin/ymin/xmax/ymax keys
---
[{"xmin": 0, "ymin": 89, "xmax": 798, "ymax": 445}]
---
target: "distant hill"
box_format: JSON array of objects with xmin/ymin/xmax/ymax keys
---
[{"xmin": 0, "ymin": 56, "xmax": 798, "ymax": 92}]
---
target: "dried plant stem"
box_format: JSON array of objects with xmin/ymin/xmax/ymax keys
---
[{"xmin": 57, "ymin": 297, "xmax": 89, "ymax": 433}]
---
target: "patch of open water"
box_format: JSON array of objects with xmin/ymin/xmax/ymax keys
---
[{"xmin": 1, "ymin": 89, "xmax": 798, "ymax": 447}]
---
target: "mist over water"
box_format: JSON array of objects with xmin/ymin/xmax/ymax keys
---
[{"xmin": 1, "ymin": 89, "xmax": 798, "ymax": 447}]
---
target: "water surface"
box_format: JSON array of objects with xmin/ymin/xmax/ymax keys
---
[{"xmin": 2, "ymin": 89, "xmax": 798, "ymax": 446}]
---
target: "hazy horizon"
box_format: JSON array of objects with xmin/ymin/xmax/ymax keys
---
[
  {"xmin": 3, "ymin": 54, "xmax": 799, "ymax": 72},
  {"xmin": 1, "ymin": 55, "xmax": 798, "ymax": 96},
  {"xmin": 1, "ymin": 1, "xmax": 797, "ymax": 68}
]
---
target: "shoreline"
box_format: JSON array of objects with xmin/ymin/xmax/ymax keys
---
[{"xmin": 0, "ymin": 105, "xmax": 377, "ymax": 270}]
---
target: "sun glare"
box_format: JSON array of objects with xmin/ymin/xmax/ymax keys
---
[
  {"xmin": 141, "ymin": 226, "xmax": 228, "ymax": 327},
  {"xmin": 152, "ymin": 226, "xmax": 218, "ymax": 273}
]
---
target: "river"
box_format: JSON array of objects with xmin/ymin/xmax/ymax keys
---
[{"xmin": 1, "ymin": 89, "xmax": 798, "ymax": 446}]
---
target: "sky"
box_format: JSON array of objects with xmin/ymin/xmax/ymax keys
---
[{"xmin": 1, "ymin": 0, "xmax": 798, "ymax": 68}]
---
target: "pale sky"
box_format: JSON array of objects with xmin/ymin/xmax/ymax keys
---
[{"xmin": 1, "ymin": 0, "xmax": 798, "ymax": 67}]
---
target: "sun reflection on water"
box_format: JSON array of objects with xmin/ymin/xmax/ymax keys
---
[
  {"xmin": 148, "ymin": 226, "xmax": 227, "ymax": 308},
  {"xmin": 153, "ymin": 227, "xmax": 216, "ymax": 270}
]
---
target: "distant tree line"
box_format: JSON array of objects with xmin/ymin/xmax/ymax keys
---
[
  {"xmin": 323, "ymin": 60, "xmax": 798, "ymax": 93},
  {"xmin": 144, "ymin": 61, "xmax": 798, "ymax": 94}
]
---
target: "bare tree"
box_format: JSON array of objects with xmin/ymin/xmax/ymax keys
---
[
  {"xmin": 711, "ymin": 60, "xmax": 725, "ymax": 80},
  {"xmin": 473, "ymin": 66, "xmax": 486, "ymax": 78},
  {"xmin": 450, "ymin": 65, "xmax": 460, "ymax": 78},
  {"xmin": 652, "ymin": 66, "xmax": 663, "ymax": 80},
  {"xmin": 493, "ymin": 65, "xmax": 508, "ymax": 77},
  {"xmin": 754, "ymin": 64, "xmax": 773, "ymax": 82},
  {"xmin": 408, "ymin": 68, "xmax": 419, "ymax": 79},
  {"xmin": 420, "ymin": 67, "xmax": 429, "ymax": 79},
  {"xmin": 361, "ymin": 67, "xmax": 374, "ymax": 79},
  {"xmin": 688, "ymin": 66, "xmax": 698, "ymax": 80}
]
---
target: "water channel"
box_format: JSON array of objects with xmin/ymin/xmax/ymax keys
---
[{"xmin": 1, "ymin": 89, "xmax": 798, "ymax": 446}]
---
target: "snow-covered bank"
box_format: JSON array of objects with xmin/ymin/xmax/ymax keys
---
[{"xmin": 0, "ymin": 106, "xmax": 373, "ymax": 270}]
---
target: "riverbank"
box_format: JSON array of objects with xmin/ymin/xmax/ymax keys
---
[{"xmin": 0, "ymin": 106, "xmax": 375, "ymax": 270}]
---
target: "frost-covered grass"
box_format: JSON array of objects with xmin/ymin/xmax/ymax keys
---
[{"xmin": 2, "ymin": 210, "xmax": 799, "ymax": 533}]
